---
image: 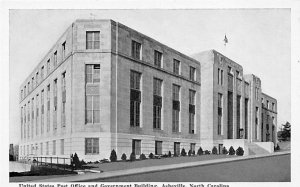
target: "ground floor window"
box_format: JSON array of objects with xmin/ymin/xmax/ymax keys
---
[
  {"xmin": 155, "ymin": 141, "xmax": 162, "ymax": 155},
  {"xmin": 132, "ymin": 139, "xmax": 141, "ymax": 155},
  {"xmin": 52, "ymin": 140, "xmax": 56, "ymax": 155},
  {"xmin": 85, "ymin": 138, "xmax": 99, "ymax": 154},
  {"xmin": 174, "ymin": 142, "xmax": 180, "ymax": 156},
  {"xmin": 190, "ymin": 143, "xmax": 196, "ymax": 152}
]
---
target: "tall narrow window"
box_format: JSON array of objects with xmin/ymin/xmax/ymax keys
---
[
  {"xmin": 47, "ymin": 59, "xmax": 50, "ymax": 75},
  {"xmin": 41, "ymin": 90, "xmax": 44, "ymax": 134},
  {"xmin": 154, "ymin": 50, "xmax": 162, "ymax": 68},
  {"xmin": 130, "ymin": 71, "xmax": 141, "ymax": 127},
  {"xmin": 46, "ymin": 142, "xmax": 49, "ymax": 155},
  {"xmin": 36, "ymin": 94, "xmax": 39, "ymax": 136},
  {"xmin": 85, "ymin": 138, "xmax": 99, "ymax": 154},
  {"xmin": 153, "ymin": 78, "xmax": 162, "ymax": 129},
  {"xmin": 32, "ymin": 77, "xmax": 35, "ymax": 89},
  {"xmin": 28, "ymin": 82, "xmax": 30, "ymax": 93},
  {"xmin": 53, "ymin": 79, "xmax": 58, "ymax": 130},
  {"xmin": 172, "ymin": 84, "xmax": 180, "ymax": 132},
  {"xmin": 40, "ymin": 143, "xmax": 43, "ymax": 155},
  {"xmin": 174, "ymin": 142, "xmax": 180, "ymax": 156},
  {"xmin": 255, "ymin": 107, "xmax": 259, "ymax": 140},
  {"xmin": 132, "ymin": 139, "xmax": 141, "ymax": 155},
  {"xmin": 189, "ymin": 90, "xmax": 196, "ymax": 134},
  {"xmin": 245, "ymin": 98, "xmax": 249, "ymax": 139},
  {"xmin": 86, "ymin": 31, "xmax": 100, "ymax": 49},
  {"xmin": 236, "ymin": 95, "xmax": 241, "ymax": 139},
  {"xmin": 62, "ymin": 41, "xmax": 66, "ymax": 59},
  {"xmin": 20, "ymin": 107, "xmax": 23, "ymax": 140},
  {"xmin": 227, "ymin": 91, "xmax": 233, "ymax": 139},
  {"xmin": 173, "ymin": 59, "xmax": 180, "ymax": 75},
  {"xmin": 62, "ymin": 72, "xmax": 66, "ymax": 127},
  {"xmin": 54, "ymin": 51, "xmax": 57, "ymax": 67},
  {"xmin": 218, "ymin": 93, "xmax": 223, "ymax": 135},
  {"xmin": 60, "ymin": 139, "xmax": 64, "ymax": 155},
  {"xmin": 190, "ymin": 143, "xmax": 196, "ymax": 152},
  {"xmin": 24, "ymin": 104, "xmax": 26, "ymax": 139},
  {"xmin": 218, "ymin": 68, "xmax": 224, "ymax": 85},
  {"xmin": 190, "ymin": 66, "xmax": 196, "ymax": 81},
  {"xmin": 31, "ymin": 98, "xmax": 34, "ymax": 138},
  {"xmin": 47, "ymin": 85, "xmax": 50, "ymax": 132},
  {"xmin": 36, "ymin": 72, "xmax": 39, "ymax": 86},
  {"xmin": 41, "ymin": 66, "xmax": 44, "ymax": 80},
  {"xmin": 131, "ymin": 40, "xmax": 141, "ymax": 60},
  {"xmin": 52, "ymin": 140, "xmax": 56, "ymax": 155},
  {"xmin": 155, "ymin": 141, "xmax": 162, "ymax": 155},
  {"xmin": 85, "ymin": 65, "xmax": 100, "ymax": 124},
  {"xmin": 28, "ymin": 101, "xmax": 30, "ymax": 138}
]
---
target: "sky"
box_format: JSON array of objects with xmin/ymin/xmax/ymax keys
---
[{"xmin": 9, "ymin": 9, "xmax": 291, "ymax": 144}]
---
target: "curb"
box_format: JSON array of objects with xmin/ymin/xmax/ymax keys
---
[{"xmin": 35, "ymin": 151, "xmax": 290, "ymax": 182}]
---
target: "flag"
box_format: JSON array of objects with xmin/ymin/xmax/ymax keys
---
[{"xmin": 224, "ymin": 34, "xmax": 228, "ymax": 46}]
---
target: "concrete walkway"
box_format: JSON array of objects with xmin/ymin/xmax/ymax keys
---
[
  {"xmin": 33, "ymin": 151, "xmax": 290, "ymax": 182},
  {"xmin": 9, "ymin": 162, "xmax": 31, "ymax": 173}
]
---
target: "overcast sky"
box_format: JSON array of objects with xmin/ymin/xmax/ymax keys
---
[{"xmin": 9, "ymin": 9, "xmax": 290, "ymax": 144}]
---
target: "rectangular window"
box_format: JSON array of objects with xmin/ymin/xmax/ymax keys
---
[
  {"xmin": 86, "ymin": 31, "xmax": 100, "ymax": 49},
  {"xmin": 132, "ymin": 139, "xmax": 141, "ymax": 155},
  {"xmin": 21, "ymin": 107, "xmax": 23, "ymax": 140},
  {"xmin": 190, "ymin": 143, "xmax": 196, "ymax": 152},
  {"xmin": 174, "ymin": 142, "xmax": 180, "ymax": 156},
  {"xmin": 46, "ymin": 142, "xmax": 49, "ymax": 155},
  {"xmin": 85, "ymin": 65, "xmax": 100, "ymax": 124},
  {"xmin": 85, "ymin": 138, "xmax": 99, "ymax": 154},
  {"xmin": 255, "ymin": 107, "xmax": 259, "ymax": 140},
  {"xmin": 62, "ymin": 72, "xmax": 66, "ymax": 126},
  {"xmin": 62, "ymin": 41, "xmax": 66, "ymax": 59},
  {"xmin": 190, "ymin": 66, "xmax": 196, "ymax": 81},
  {"xmin": 172, "ymin": 84, "xmax": 180, "ymax": 132},
  {"xmin": 218, "ymin": 68, "xmax": 224, "ymax": 85},
  {"xmin": 267, "ymin": 100, "xmax": 270, "ymax": 109},
  {"xmin": 172, "ymin": 84, "xmax": 180, "ymax": 101},
  {"xmin": 236, "ymin": 95, "xmax": 241, "ymax": 139},
  {"xmin": 131, "ymin": 40, "xmax": 141, "ymax": 60},
  {"xmin": 154, "ymin": 50, "xmax": 162, "ymax": 68},
  {"xmin": 40, "ymin": 143, "xmax": 43, "ymax": 155},
  {"xmin": 52, "ymin": 140, "xmax": 56, "ymax": 155},
  {"xmin": 189, "ymin": 90, "xmax": 196, "ymax": 134},
  {"xmin": 173, "ymin": 59, "xmax": 180, "ymax": 75},
  {"xmin": 36, "ymin": 72, "xmax": 39, "ymax": 86},
  {"xmin": 54, "ymin": 51, "xmax": 57, "ymax": 67},
  {"xmin": 155, "ymin": 141, "xmax": 162, "ymax": 155},
  {"xmin": 245, "ymin": 98, "xmax": 249, "ymax": 139},
  {"xmin": 28, "ymin": 82, "xmax": 30, "ymax": 93},
  {"xmin": 153, "ymin": 78, "xmax": 162, "ymax": 129},
  {"xmin": 41, "ymin": 90, "xmax": 44, "ymax": 134},
  {"xmin": 53, "ymin": 79, "xmax": 58, "ymax": 130},
  {"xmin": 32, "ymin": 77, "xmax": 35, "ymax": 89},
  {"xmin": 36, "ymin": 94, "xmax": 39, "ymax": 136},
  {"xmin": 31, "ymin": 98, "xmax": 34, "ymax": 138},
  {"xmin": 47, "ymin": 59, "xmax": 50, "ymax": 75},
  {"xmin": 60, "ymin": 139, "xmax": 64, "ymax": 155},
  {"xmin": 47, "ymin": 85, "xmax": 50, "ymax": 132},
  {"xmin": 218, "ymin": 93, "xmax": 223, "ymax": 135},
  {"xmin": 130, "ymin": 71, "xmax": 141, "ymax": 127},
  {"xmin": 41, "ymin": 66, "xmax": 44, "ymax": 80},
  {"xmin": 272, "ymin": 103, "xmax": 275, "ymax": 111}
]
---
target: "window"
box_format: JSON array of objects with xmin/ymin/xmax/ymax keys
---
[
  {"xmin": 31, "ymin": 98, "xmax": 34, "ymax": 138},
  {"xmin": 172, "ymin": 84, "xmax": 180, "ymax": 132},
  {"xmin": 21, "ymin": 107, "xmax": 23, "ymax": 139},
  {"xmin": 86, "ymin": 31, "xmax": 100, "ymax": 49},
  {"xmin": 174, "ymin": 142, "xmax": 180, "ymax": 156},
  {"xmin": 53, "ymin": 79, "xmax": 58, "ymax": 130},
  {"xmin": 190, "ymin": 66, "xmax": 196, "ymax": 81},
  {"xmin": 85, "ymin": 138, "xmax": 99, "ymax": 154},
  {"xmin": 28, "ymin": 82, "xmax": 30, "ymax": 93},
  {"xmin": 130, "ymin": 71, "xmax": 141, "ymax": 127},
  {"xmin": 36, "ymin": 94, "xmax": 39, "ymax": 136},
  {"xmin": 132, "ymin": 139, "xmax": 141, "ymax": 155},
  {"xmin": 218, "ymin": 68, "xmax": 223, "ymax": 85},
  {"xmin": 62, "ymin": 41, "xmax": 66, "ymax": 59},
  {"xmin": 36, "ymin": 72, "xmax": 39, "ymax": 86},
  {"xmin": 21, "ymin": 90, "xmax": 23, "ymax": 100},
  {"xmin": 52, "ymin": 140, "xmax": 56, "ymax": 155},
  {"xmin": 153, "ymin": 78, "xmax": 162, "ymax": 129},
  {"xmin": 62, "ymin": 72, "xmax": 66, "ymax": 126},
  {"xmin": 255, "ymin": 107, "xmax": 259, "ymax": 140},
  {"xmin": 54, "ymin": 51, "xmax": 57, "ymax": 67},
  {"xmin": 189, "ymin": 90, "xmax": 196, "ymax": 134},
  {"xmin": 218, "ymin": 93, "xmax": 223, "ymax": 135},
  {"xmin": 155, "ymin": 141, "xmax": 162, "ymax": 155},
  {"xmin": 154, "ymin": 50, "xmax": 162, "ymax": 68},
  {"xmin": 272, "ymin": 103, "xmax": 275, "ymax": 111},
  {"xmin": 47, "ymin": 85, "xmax": 50, "ymax": 132},
  {"xmin": 41, "ymin": 90, "xmax": 44, "ymax": 134},
  {"xmin": 40, "ymin": 143, "xmax": 43, "ymax": 155},
  {"xmin": 190, "ymin": 143, "xmax": 196, "ymax": 152},
  {"xmin": 60, "ymin": 139, "xmax": 64, "ymax": 155},
  {"xmin": 267, "ymin": 100, "xmax": 270, "ymax": 109},
  {"xmin": 173, "ymin": 59, "xmax": 180, "ymax": 75},
  {"xmin": 24, "ymin": 86, "xmax": 26, "ymax": 97},
  {"xmin": 46, "ymin": 142, "xmax": 49, "ymax": 155},
  {"xmin": 41, "ymin": 66, "xmax": 44, "ymax": 80},
  {"xmin": 131, "ymin": 40, "xmax": 141, "ymax": 60},
  {"xmin": 47, "ymin": 59, "xmax": 51, "ymax": 75},
  {"xmin": 32, "ymin": 77, "xmax": 35, "ymax": 89},
  {"xmin": 85, "ymin": 65, "xmax": 100, "ymax": 124}
]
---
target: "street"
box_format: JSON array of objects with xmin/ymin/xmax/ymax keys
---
[{"xmin": 86, "ymin": 154, "xmax": 290, "ymax": 182}]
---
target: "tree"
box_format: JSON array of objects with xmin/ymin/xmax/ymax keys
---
[{"xmin": 280, "ymin": 121, "xmax": 291, "ymax": 141}]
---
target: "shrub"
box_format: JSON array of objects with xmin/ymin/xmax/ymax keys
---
[
  {"xmin": 275, "ymin": 144, "xmax": 280, "ymax": 151},
  {"xmin": 222, "ymin": 147, "xmax": 228, "ymax": 155},
  {"xmin": 197, "ymin": 147, "xmax": 203, "ymax": 155},
  {"xmin": 236, "ymin": 147, "xmax": 244, "ymax": 156},
  {"xmin": 100, "ymin": 158, "xmax": 109, "ymax": 163},
  {"xmin": 130, "ymin": 152, "xmax": 136, "ymax": 161},
  {"xmin": 229, "ymin": 146, "xmax": 235, "ymax": 155},
  {"xmin": 80, "ymin": 159, "xmax": 86, "ymax": 166},
  {"xmin": 161, "ymin": 154, "xmax": 168, "ymax": 158},
  {"xmin": 188, "ymin": 150, "xmax": 192, "ymax": 156},
  {"xmin": 93, "ymin": 161, "xmax": 99, "ymax": 164},
  {"xmin": 168, "ymin": 151, "xmax": 172, "ymax": 157},
  {"xmin": 149, "ymin": 152, "xmax": 154, "ymax": 159},
  {"xmin": 181, "ymin": 148, "xmax": 187, "ymax": 156},
  {"xmin": 140, "ymin": 153, "xmax": 146, "ymax": 160},
  {"xmin": 121, "ymin": 153, "xmax": 127, "ymax": 161},
  {"xmin": 212, "ymin": 146, "xmax": 218, "ymax": 154},
  {"xmin": 204, "ymin": 150, "xmax": 210, "ymax": 155},
  {"xmin": 72, "ymin": 153, "xmax": 81, "ymax": 169},
  {"xmin": 110, "ymin": 149, "xmax": 117, "ymax": 162},
  {"xmin": 192, "ymin": 150, "xmax": 196, "ymax": 156}
]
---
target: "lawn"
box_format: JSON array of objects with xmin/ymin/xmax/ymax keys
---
[{"xmin": 86, "ymin": 154, "xmax": 234, "ymax": 172}]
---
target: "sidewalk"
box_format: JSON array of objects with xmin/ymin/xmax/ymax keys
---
[{"xmin": 33, "ymin": 151, "xmax": 290, "ymax": 182}]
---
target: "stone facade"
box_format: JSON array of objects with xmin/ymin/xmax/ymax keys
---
[{"xmin": 19, "ymin": 19, "xmax": 277, "ymax": 161}]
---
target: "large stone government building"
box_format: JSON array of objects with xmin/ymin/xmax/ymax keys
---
[{"xmin": 18, "ymin": 19, "xmax": 277, "ymax": 161}]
